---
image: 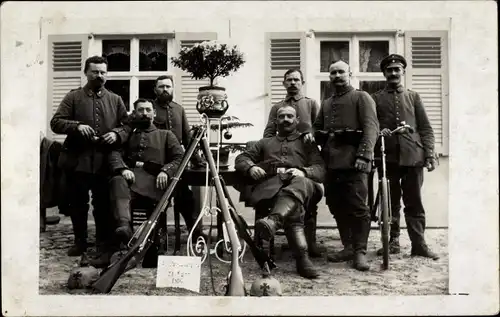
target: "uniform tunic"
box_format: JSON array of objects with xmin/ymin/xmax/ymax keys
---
[
  {"xmin": 109, "ymin": 124, "xmax": 184, "ymax": 201},
  {"xmin": 263, "ymin": 94, "xmax": 319, "ymax": 138},
  {"xmin": 235, "ymin": 131, "xmax": 325, "ymax": 207}
]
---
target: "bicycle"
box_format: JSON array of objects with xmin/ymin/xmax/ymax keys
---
[{"xmin": 369, "ymin": 122, "xmax": 413, "ymax": 270}]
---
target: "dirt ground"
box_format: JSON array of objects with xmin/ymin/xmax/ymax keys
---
[{"xmin": 39, "ymin": 215, "xmax": 448, "ymax": 296}]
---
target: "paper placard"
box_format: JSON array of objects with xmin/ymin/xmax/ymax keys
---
[{"xmin": 156, "ymin": 256, "xmax": 201, "ymax": 293}]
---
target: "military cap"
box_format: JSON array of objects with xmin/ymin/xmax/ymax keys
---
[{"xmin": 380, "ymin": 54, "xmax": 407, "ymax": 71}]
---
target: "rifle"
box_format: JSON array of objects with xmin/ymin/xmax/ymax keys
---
[{"xmin": 92, "ymin": 120, "xmax": 275, "ymax": 294}]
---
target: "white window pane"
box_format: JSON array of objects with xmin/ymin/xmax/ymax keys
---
[
  {"xmin": 320, "ymin": 41, "xmax": 349, "ymax": 72},
  {"xmin": 359, "ymin": 41, "xmax": 389, "ymax": 72}
]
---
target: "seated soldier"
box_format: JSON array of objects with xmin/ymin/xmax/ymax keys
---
[
  {"xmin": 108, "ymin": 98, "xmax": 184, "ymax": 247},
  {"xmin": 234, "ymin": 105, "xmax": 326, "ymax": 279}
]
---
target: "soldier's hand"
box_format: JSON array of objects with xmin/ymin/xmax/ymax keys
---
[
  {"xmin": 303, "ymin": 132, "xmax": 315, "ymax": 144},
  {"xmin": 156, "ymin": 172, "xmax": 169, "ymax": 190},
  {"xmin": 380, "ymin": 128, "xmax": 392, "ymax": 137},
  {"xmin": 77, "ymin": 124, "xmax": 96, "ymax": 139},
  {"xmin": 285, "ymin": 168, "xmax": 306, "ymax": 178},
  {"xmin": 121, "ymin": 169, "xmax": 135, "ymax": 183},
  {"xmin": 354, "ymin": 158, "xmax": 370, "ymax": 172},
  {"xmin": 101, "ymin": 131, "xmax": 118, "ymax": 144},
  {"xmin": 425, "ymin": 157, "xmax": 436, "ymax": 172},
  {"xmin": 248, "ymin": 166, "xmax": 267, "ymax": 180}
]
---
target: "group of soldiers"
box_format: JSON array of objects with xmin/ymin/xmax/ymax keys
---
[{"xmin": 50, "ymin": 53, "xmax": 439, "ymax": 278}]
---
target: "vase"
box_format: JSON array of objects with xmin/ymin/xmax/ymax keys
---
[{"xmin": 196, "ymin": 86, "xmax": 229, "ymax": 118}]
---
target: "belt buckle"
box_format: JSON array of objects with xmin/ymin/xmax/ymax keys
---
[{"xmin": 276, "ymin": 167, "xmax": 286, "ymax": 174}]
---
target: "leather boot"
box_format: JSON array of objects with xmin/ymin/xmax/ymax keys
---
[
  {"xmin": 411, "ymin": 243, "xmax": 439, "ymax": 260},
  {"xmin": 112, "ymin": 199, "xmax": 132, "ymax": 244},
  {"xmin": 285, "ymin": 226, "xmax": 319, "ymax": 279},
  {"xmin": 304, "ymin": 207, "xmax": 324, "ymax": 258},
  {"xmin": 351, "ymin": 217, "xmax": 371, "ymax": 271},
  {"xmin": 68, "ymin": 207, "xmax": 88, "ymax": 256},
  {"xmin": 327, "ymin": 216, "xmax": 354, "ymax": 262},
  {"xmin": 376, "ymin": 237, "xmax": 401, "ymax": 256},
  {"xmin": 255, "ymin": 195, "xmax": 299, "ymax": 241}
]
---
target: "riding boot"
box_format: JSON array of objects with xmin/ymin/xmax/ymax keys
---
[
  {"xmin": 112, "ymin": 198, "xmax": 132, "ymax": 245},
  {"xmin": 255, "ymin": 195, "xmax": 299, "ymax": 241},
  {"xmin": 351, "ymin": 217, "xmax": 371, "ymax": 271},
  {"xmin": 285, "ymin": 226, "xmax": 319, "ymax": 279},
  {"xmin": 304, "ymin": 207, "xmax": 323, "ymax": 258},
  {"xmin": 68, "ymin": 207, "xmax": 88, "ymax": 256},
  {"xmin": 327, "ymin": 216, "xmax": 353, "ymax": 262}
]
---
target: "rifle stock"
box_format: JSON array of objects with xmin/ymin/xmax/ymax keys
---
[{"xmin": 91, "ymin": 126, "xmax": 206, "ymax": 294}]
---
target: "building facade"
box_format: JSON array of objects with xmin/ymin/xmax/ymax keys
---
[{"xmin": 41, "ymin": 2, "xmax": 450, "ymax": 155}]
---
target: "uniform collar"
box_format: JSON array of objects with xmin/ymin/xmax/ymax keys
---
[
  {"xmin": 385, "ymin": 84, "xmax": 405, "ymax": 93},
  {"xmin": 133, "ymin": 123, "xmax": 157, "ymax": 133},
  {"xmin": 285, "ymin": 93, "xmax": 305, "ymax": 102},
  {"xmin": 83, "ymin": 84, "xmax": 106, "ymax": 98},
  {"xmin": 332, "ymin": 85, "xmax": 354, "ymax": 97},
  {"xmin": 276, "ymin": 131, "xmax": 302, "ymax": 141}
]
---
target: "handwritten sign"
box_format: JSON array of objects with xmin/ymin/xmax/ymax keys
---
[{"xmin": 156, "ymin": 256, "xmax": 201, "ymax": 293}]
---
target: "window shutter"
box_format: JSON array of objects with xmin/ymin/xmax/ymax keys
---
[
  {"xmin": 266, "ymin": 32, "xmax": 306, "ymax": 115},
  {"xmin": 405, "ymin": 31, "xmax": 449, "ymax": 156},
  {"xmin": 173, "ymin": 32, "xmax": 217, "ymax": 126},
  {"xmin": 47, "ymin": 34, "xmax": 89, "ymax": 142}
]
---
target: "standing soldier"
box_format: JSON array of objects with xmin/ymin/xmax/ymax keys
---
[
  {"xmin": 152, "ymin": 75, "xmax": 204, "ymax": 239},
  {"xmin": 313, "ymin": 60, "xmax": 379, "ymax": 271},
  {"xmin": 50, "ymin": 56, "xmax": 129, "ymax": 263},
  {"xmin": 371, "ymin": 54, "xmax": 439, "ymax": 260},
  {"xmin": 262, "ymin": 69, "xmax": 323, "ymax": 258}
]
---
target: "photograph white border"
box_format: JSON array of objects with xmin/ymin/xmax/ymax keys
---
[{"xmin": 1, "ymin": 1, "xmax": 498, "ymax": 316}]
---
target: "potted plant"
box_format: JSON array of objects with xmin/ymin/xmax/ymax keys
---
[
  {"xmin": 209, "ymin": 115, "xmax": 253, "ymax": 169},
  {"xmin": 171, "ymin": 41, "xmax": 245, "ymax": 118}
]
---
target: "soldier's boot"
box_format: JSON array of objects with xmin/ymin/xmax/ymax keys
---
[
  {"xmin": 285, "ymin": 226, "xmax": 319, "ymax": 279},
  {"xmin": 406, "ymin": 215, "xmax": 439, "ymax": 260},
  {"xmin": 255, "ymin": 195, "xmax": 299, "ymax": 242},
  {"xmin": 327, "ymin": 219, "xmax": 354, "ymax": 262},
  {"xmin": 113, "ymin": 199, "xmax": 133, "ymax": 245},
  {"xmin": 351, "ymin": 217, "xmax": 371, "ymax": 271},
  {"xmin": 304, "ymin": 207, "xmax": 324, "ymax": 258},
  {"xmin": 376, "ymin": 237, "xmax": 401, "ymax": 256},
  {"xmin": 68, "ymin": 207, "xmax": 88, "ymax": 257}
]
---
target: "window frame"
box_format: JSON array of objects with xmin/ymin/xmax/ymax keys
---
[
  {"xmin": 312, "ymin": 33, "xmax": 396, "ymax": 100},
  {"xmin": 92, "ymin": 34, "xmax": 176, "ymax": 112}
]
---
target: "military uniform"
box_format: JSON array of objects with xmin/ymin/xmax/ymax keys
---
[
  {"xmin": 313, "ymin": 85, "xmax": 379, "ymax": 269},
  {"xmin": 108, "ymin": 124, "xmax": 184, "ymax": 231},
  {"xmin": 262, "ymin": 93, "xmax": 323, "ymax": 256},
  {"xmin": 263, "ymin": 93, "xmax": 319, "ymax": 138},
  {"xmin": 371, "ymin": 54, "xmax": 438, "ymax": 259},
  {"xmin": 152, "ymin": 99, "xmax": 202, "ymax": 233},
  {"xmin": 50, "ymin": 84, "xmax": 129, "ymax": 255},
  {"xmin": 235, "ymin": 131, "xmax": 325, "ymax": 279}
]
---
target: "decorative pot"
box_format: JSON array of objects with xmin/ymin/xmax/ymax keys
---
[{"xmin": 196, "ymin": 86, "xmax": 229, "ymax": 118}]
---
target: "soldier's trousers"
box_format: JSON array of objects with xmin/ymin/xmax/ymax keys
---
[
  {"xmin": 383, "ymin": 164, "xmax": 426, "ymax": 246},
  {"xmin": 66, "ymin": 171, "xmax": 115, "ymax": 252},
  {"xmin": 325, "ymin": 170, "xmax": 371, "ymax": 254},
  {"xmin": 109, "ymin": 175, "xmax": 200, "ymax": 232}
]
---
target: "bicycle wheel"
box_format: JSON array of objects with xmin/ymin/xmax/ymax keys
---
[{"xmin": 379, "ymin": 179, "xmax": 390, "ymax": 270}]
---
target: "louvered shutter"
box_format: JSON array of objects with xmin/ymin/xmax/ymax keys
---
[
  {"xmin": 266, "ymin": 33, "xmax": 306, "ymax": 114},
  {"xmin": 405, "ymin": 31, "xmax": 449, "ymax": 156},
  {"xmin": 47, "ymin": 34, "xmax": 89, "ymax": 142},
  {"xmin": 173, "ymin": 33, "xmax": 217, "ymax": 126}
]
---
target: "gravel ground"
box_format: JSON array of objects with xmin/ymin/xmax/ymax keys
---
[{"xmin": 39, "ymin": 218, "xmax": 448, "ymax": 296}]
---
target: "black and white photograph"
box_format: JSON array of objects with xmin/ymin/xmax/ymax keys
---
[{"xmin": 1, "ymin": 1, "xmax": 498, "ymax": 316}]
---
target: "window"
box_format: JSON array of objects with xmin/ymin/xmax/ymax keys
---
[
  {"xmin": 97, "ymin": 36, "xmax": 174, "ymax": 111},
  {"xmin": 313, "ymin": 34, "xmax": 395, "ymax": 101}
]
